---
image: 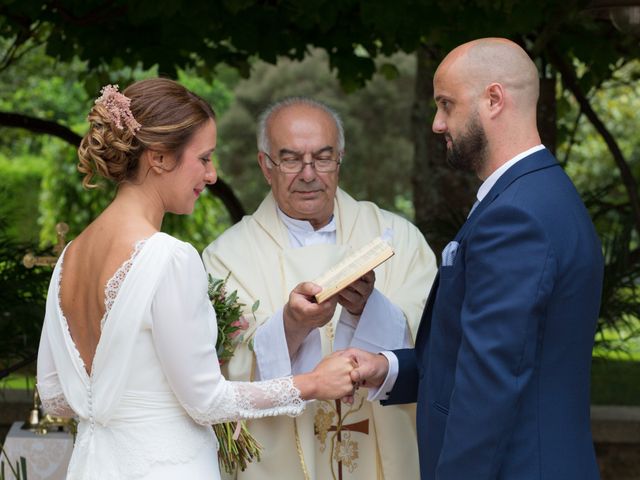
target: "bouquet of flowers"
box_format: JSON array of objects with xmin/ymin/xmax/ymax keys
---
[{"xmin": 208, "ymin": 274, "xmax": 262, "ymax": 474}]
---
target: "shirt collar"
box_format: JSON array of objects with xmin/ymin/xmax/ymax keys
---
[
  {"xmin": 476, "ymin": 144, "xmax": 545, "ymax": 202},
  {"xmin": 276, "ymin": 207, "xmax": 337, "ymax": 235}
]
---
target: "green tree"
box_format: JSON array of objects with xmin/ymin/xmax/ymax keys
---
[
  {"xmin": 0, "ymin": 203, "xmax": 49, "ymax": 371},
  {"xmin": 558, "ymin": 60, "xmax": 640, "ymax": 351},
  {"xmin": 217, "ymin": 49, "xmax": 416, "ymax": 217},
  {"xmin": 1, "ymin": 0, "xmax": 639, "ymax": 357},
  {"xmin": 3, "ymin": 0, "xmax": 638, "ymax": 241}
]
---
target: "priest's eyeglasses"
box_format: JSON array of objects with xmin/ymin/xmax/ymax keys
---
[{"xmin": 263, "ymin": 151, "xmax": 342, "ymax": 173}]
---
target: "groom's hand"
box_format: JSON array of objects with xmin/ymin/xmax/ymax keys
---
[
  {"xmin": 339, "ymin": 348, "xmax": 389, "ymax": 389},
  {"xmin": 284, "ymin": 282, "xmax": 338, "ymax": 357}
]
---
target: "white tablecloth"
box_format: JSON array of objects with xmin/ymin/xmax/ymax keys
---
[{"xmin": 2, "ymin": 421, "xmax": 73, "ymax": 480}]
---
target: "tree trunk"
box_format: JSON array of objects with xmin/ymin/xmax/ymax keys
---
[
  {"xmin": 205, "ymin": 182, "xmax": 245, "ymax": 223},
  {"xmin": 411, "ymin": 46, "xmax": 478, "ymax": 257},
  {"xmin": 537, "ymin": 75, "xmax": 557, "ymax": 154}
]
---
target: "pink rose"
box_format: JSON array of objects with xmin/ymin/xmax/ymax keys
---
[{"xmin": 231, "ymin": 317, "xmax": 250, "ymax": 330}]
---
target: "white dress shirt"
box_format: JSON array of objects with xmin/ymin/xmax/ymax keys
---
[
  {"xmin": 369, "ymin": 145, "xmax": 546, "ymax": 401},
  {"xmin": 253, "ymin": 208, "xmax": 412, "ymax": 379}
]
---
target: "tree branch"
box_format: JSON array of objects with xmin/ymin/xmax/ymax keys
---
[
  {"xmin": 548, "ymin": 47, "xmax": 640, "ymax": 235},
  {"xmin": 0, "ymin": 111, "xmax": 82, "ymax": 145},
  {"xmin": 526, "ymin": 0, "xmax": 582, "ymax": 58},
  {"xmin": 0, "ymin": 353, "xmax": 36, "ymax": 381},
  {"xmin": 0, "ymin": 20, "xmax": 44, "ymax": 73},
  {"xmin": 561, "ymin": 108, "xmax": 583, "ymax": 167},
  {"xmin": 0, "ymin": 111, "xmax": 246, "ymax": 224},
  {"xmin": 206, "ymin": 182, "xmax": 245, "ymax": 224},
  {"xmin": 50, "ymin": 0, "xmax": 127, "ymax": 27}
]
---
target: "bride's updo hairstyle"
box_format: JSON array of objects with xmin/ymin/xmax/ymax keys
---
[{"xmin": 78, "ymin": 78, "xmax": 215, "ymax": 188}]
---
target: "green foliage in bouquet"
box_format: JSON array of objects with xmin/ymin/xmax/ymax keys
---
[
  {"xmin": 208, "ymin": 275, "xmax": 258, "ymax": 364},
  {"xmin": 207, "ymin": 274, "xmax": 261, "ymax": 474}
]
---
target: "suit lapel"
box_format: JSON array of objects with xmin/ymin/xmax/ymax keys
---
[
  {"xmin": 416, "ymin": 273, "xmax": 439, "ymax": 346},
  {"xmin": 416, "ymin": 150, "xmax": 559, "ymax": 353}
]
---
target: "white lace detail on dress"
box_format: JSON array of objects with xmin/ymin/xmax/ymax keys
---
[
  {"xmin": 185, "ymin": 376, "xmax": 305, "ymax": 426},
  {"xmin": 41, "ymin": 239, "xmax": 149, "ymax": 416},
  {"xmin": 55, "ymin": 251, "xmax": 89, "ymax": 378},
  {"xmin": 67, "ymin": 416, "xmax": 215, "ymax": 480},
  {"xmin": 55, "ymin": 238, "xmax": 148, "ymax": 373},
  {"xmin": 112, "ymin": 419, "xmax": 214, "ymax": 478},
  {"xmin": 101, "ymin": 239, "xmax": 146, "ymax": 330},
  {"xmin": 37, "ymin": 382, "xmax": 75, "ymax": 417}
]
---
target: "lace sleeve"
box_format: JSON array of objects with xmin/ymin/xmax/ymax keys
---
[
  {"xmin": 151, "ymin": 243, "xmax": 306, "ymax": 426},
  {"xmin": 37, "ymin": 324, "xmax": 75, "ymax": 418},
  {"xmin": 184, "ymin": 376, "xmax": 304, "ymax": 426},
  {"xmin": 37, "ymin": 383, "xmax": 75, "ymax": 418}
]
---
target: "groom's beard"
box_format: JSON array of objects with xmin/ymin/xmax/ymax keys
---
[{"xmin": 446, "ymin": 114, "xmax": 488, "ymax": 174}]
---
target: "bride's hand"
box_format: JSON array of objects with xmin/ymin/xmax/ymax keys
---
[{"xmin": 294, "ymin": 352, "xmax": 356, "ymax": 401}]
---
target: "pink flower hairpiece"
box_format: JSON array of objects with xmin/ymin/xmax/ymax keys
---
[{"xmin": 94, "ymin": 84, "xmax": 141, "ymax": 134}]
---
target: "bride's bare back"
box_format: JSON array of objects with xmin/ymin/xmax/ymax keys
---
[{"xmin": 59, "ymin": 208, "xmax": 157, "ymax": 375}]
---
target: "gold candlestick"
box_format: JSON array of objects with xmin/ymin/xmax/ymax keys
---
[
  {"xmin": 22, "ymin": 222, "xmax": 69, "ymax": 269},
  {"xmin": 21, "ymin": 388, "xmax": 42, "ymax": 431},
  {"xmin": 21, "ymin": 222, "xmax": 76, "ymax": 438}
]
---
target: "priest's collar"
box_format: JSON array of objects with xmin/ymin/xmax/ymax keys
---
[
  {"xmin": 276, "ymin": 207, "xmax": 337, "ymax": 234},
  {"xmin": 276, "ymin": 208, "xmax": 337, "ymax": 248}
]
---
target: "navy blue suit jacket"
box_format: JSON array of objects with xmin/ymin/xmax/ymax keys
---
[{"xmin": 384, "ymin": 149, "xmax": 604, "ymax": 479}]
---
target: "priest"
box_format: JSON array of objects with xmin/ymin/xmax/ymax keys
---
[{"xmin": 202, "ymin": 97, "xmax": 437, "ymax": 480}]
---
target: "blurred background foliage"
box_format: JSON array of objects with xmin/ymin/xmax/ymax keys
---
[
  {"xmin": 559, "ymin": 61, "xmax": 640, "ymax": 361},
  {"xmin": 217, "ymin": 49, "xmax": 416, "ymax": 217},
  {"xmin": 1, "ymin": 45, "xmax": 639, "ymax": 361},
  {"xmin": 0, "ymin": 1, "xmax": 638, "ymax": 404}
]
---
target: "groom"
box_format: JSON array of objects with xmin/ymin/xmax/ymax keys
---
[{"xmin": 346, "ymin": 38, "xmax": 604, "ymax": 479}]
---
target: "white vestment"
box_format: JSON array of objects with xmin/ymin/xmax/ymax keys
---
[{"xmin": 202, "ymin": 189, "xmax": 437, "ymax": 480}]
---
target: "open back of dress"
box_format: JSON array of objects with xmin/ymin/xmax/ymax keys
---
[{"xmin": 37, "ymin": 233, "xmax": 305, "ymax": 480}]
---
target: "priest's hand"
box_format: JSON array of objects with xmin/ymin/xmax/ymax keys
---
[
  {"xmin": 339, "ymin": 348, "xmax": 389, "ymax": 389},
  {"xmin": 337, "ymin": 270, "xmax": 375, "ymax": 316},
  {"xmin": 284, "ymin": 282, "xmax": 339, "ymax": 358},
  {"xmin": 294, "ymin": 352, "xmax": 356, "ymax": 402}
]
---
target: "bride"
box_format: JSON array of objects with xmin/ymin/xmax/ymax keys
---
[{"xmin": 36, "ymin": 78, "xmax": 356, "ymax": 480}]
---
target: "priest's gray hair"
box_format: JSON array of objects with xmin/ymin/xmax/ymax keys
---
[{"xmin": 257, "ymin": 97, "xmax": 345, "ymax": 157}]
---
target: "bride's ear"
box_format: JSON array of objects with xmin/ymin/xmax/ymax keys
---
[{"xmin": 145, "ymin": 150, "xmax": 166, "ymax": 174}]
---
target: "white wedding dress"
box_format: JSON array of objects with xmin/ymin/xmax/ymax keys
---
[{"xmin": 36, "ymin": 232, "xmax": 305, "ymax": 480}]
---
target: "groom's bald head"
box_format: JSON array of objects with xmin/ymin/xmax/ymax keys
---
[
  {"xmin": 432, "ymin": 38, "xmax": 542, "ymax": 178},
  {"xmin": 438, "ymin": 38, "xmax": 539, "ymax": 113}
]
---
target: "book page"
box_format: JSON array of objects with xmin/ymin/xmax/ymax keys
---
[{"xmin": 313, "ymin": 237, "xmax": 394, "ymax": 303}]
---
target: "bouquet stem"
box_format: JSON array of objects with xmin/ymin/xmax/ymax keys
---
[{"xmin": 214, "ymin": 421, "xmax": 262, "ymax": 474}]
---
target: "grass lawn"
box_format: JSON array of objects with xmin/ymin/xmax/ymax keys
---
[
  {"xmin": 591, "ymin": 354, "xmax": 640, "ymax": 406},
  {"xmin": 2, "ymin": 339, "xmax": 639, "ymax": 406},
  {"xmin": 0, "ymin": 374, "xmax": 35, "ymax": 393},
  {"xmin": 591, "ymin": 321, "xmax": 640, "ymax": 405}
]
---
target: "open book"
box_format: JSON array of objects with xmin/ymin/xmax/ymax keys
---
[{"xmin": 313, "ymin": 236, "xmax": 395, "ymax": 303}]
